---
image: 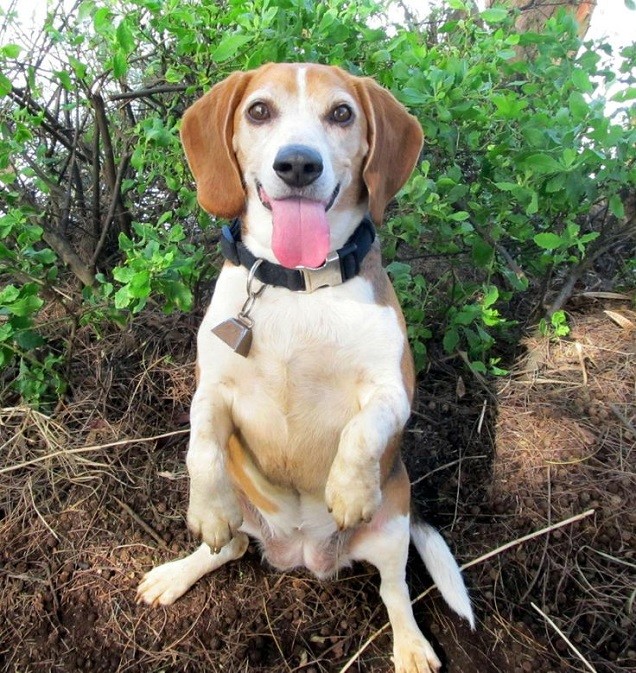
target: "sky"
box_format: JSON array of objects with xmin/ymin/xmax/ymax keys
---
[{"xmin": 577, "ymin": 1, "xmax": 634, "ymax": 49}]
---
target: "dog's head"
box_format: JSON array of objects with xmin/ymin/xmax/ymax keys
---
[{"xmin": 181, "ymin": 63, "xmax": 423, "ymax": 268}]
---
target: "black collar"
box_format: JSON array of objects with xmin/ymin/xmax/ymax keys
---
[{"xmin": 219, "ymin": 217, "xmax": 376, "ymax": 293}]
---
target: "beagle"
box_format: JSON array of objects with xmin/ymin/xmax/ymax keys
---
[{"xmin": 137, "ymin": 63, "xmax": 473, "ymax": 673}]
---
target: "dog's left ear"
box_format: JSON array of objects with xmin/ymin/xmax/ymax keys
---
[
  {"xmin": 181, "ymin": 71, "xmax": 253, "ymax": 218},
  {"xmin": 354, "ymin": 78, "xmax": 423, "ymax": 226}
]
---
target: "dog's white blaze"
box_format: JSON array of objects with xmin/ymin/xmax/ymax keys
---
[{"xmin": 296, "ymin": 66, "xmax": 307, "ymax": 100}]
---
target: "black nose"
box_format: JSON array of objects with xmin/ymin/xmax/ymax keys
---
[{"xmin": 273, "ymin": 144, "xmax": 323, "ymax": 188}]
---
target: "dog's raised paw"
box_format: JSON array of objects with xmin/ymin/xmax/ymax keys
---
[
  {"xmin": 187, "ymin": 503, "xmax": 243, "ymax": 552},
  {"xmin": 325, "ymin": 461, "xmax": 381, "ymax": 529}
]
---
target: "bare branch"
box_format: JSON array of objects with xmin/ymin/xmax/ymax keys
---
[
  {"xmin": 91, "ymin": 152, "xmax": 132, "ymax": 269},
  {"xmin": 108, "ymin": 84, "xmax": 189, "ymax": 101}
]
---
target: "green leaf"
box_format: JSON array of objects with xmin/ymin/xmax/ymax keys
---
[
  {"xmin": 69, "ymin": 55, "xmax": 88, "ymax": 80},
  {"xmin": 626, "ymin": 0, "xmax": 636, "ymax": 10},
  {"xmin": 609, "ymin": 194, "xmax": 625, "ymax": 219},
  {"xmin": 211, "ymin": 33, "xmax": 251, "ymax": 62},
  {"xmin": 162, "ymin": 281, "xmax": 193, "ymax": 311},
  {"xmin": 611, "ymin": 86, "xmax": 636, "ymax": 102},
  {"xmin": 526, "ymin": 190, "xmax": 538, "ymax": 215},
  {"xmin": 443, "ymin": 327, "xmax": 459, "ymax": 354},
  {"xmin": 481, "ymin": 7, "xmax": 508, "ymax": 24},
  {"xmin": 5, "ymin": 294, "xmax": 44, "ymax": 317},
  {"xmin": 545, "ymin": 174, "xmax": 566, "ymax": 193},
  {"xmin": 534, "ymin": 232, "xmax": 563, "ymax": 250},
  {"xmin": 27, "ymin": 248, "xmax": 56, "ymax": 264},
  {"xmin": 129, "ymin": 270, "xmax": 151, "ymax": 297},
  {"xmin": 386, "ymin": 261, "xmax": 411, "ymax": 280},
  {"xmin": 55, "ymin": 70, "xmax": 73, "ymax": 91},
  {"xmin": 454, "ymin": 306, "xmax": 480, "ymax": 326},
  {"xmin": 568, "ymin": 91, "xmax": 588, "ymax": 120},
  {"xmin": 0, "ymin": 242, "xmax": 16, "ymax": 260},
  {"xmin": 165, "ymin": 67, "xmax": 183, "ymax": 83},
  {"xmin": 113, "ymin": 50, "xmax": 127, "ymax": 77},
  {"xmin": 15, "ymin": 329, "xmax": 45, "ymax": 350},
  {"xmin": 494, "ymin": 182, "xmax": 518, "ymax": 192},
  {"xmin": 571, "ymin": 68, "xmax": 593, "ymax": 93},
  {"xmin": 0, "ymin": 72, "xmax": 11, "ymax": 96},
  {"xmin": 93, "ymin": 7, "xmax": 112, "ymax": 36},
  {"xmin": 562, "ymin": 148, "xmax": 577, "ymax": 168},
  {"xmin": 113, "ymin": 266, "xmax": 134, "ymax": 282},
  {"xmin": 482, "ymin": 285, "xmax": 499, "ymax": 309},
  {"xmin": 114, "ymin": 285, "xmax": 132, "ymax": 309},
  {"xmin": 0, "ymin": 284, "xmax": 20, "ymax": 304},
  {"xmin": 118, "ymin": 232, "xmax": 133, "ymax": 252},
  {"xmin": 448, "ymin": 211, "xmax": 470, "ymax": 222},
  {"xmin": 1, "ymin": 44, "xmax": 21, "ymax": 58},
  {"xmin": 522, "ymin": 153, "xmax": 562, "ymax": 175},
  {"xmin": 78, "ymin": 0, "xmax": 96, "ymax": 22},
  {"xmin": 472, "ymin": 238, "xmax": 493, "ymax": 268},
  {"xmin": 470, "ymin": 360, "xmax": 487, "ymax": 374},
  {"xmin": 145, "ymin": 119, "xmax": 173, "ymax": 146},
  {"xmin": 116, "ymin": 19, "xmax": 136, "ymax": 54},
  {"xmin": 497, "ymin": 48, "xmax": 517, "ymax": 61}
]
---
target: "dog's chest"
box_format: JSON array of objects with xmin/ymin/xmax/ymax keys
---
[
  {"xmin": 240, "ymin": 285, "xmax": 399, "ymax": 443},
  {"xmin": 203, "ymin": 271, "xmax": 406, "ymax": 491},
  {"xmin": 249, "ymin": 282, "xmax": 397, "ymax": 390}
]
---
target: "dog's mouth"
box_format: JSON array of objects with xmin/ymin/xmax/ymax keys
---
[
  {"xmin": 257, "ymin": 182, "xmax": 340, "ymax": 213},
  {"xmin": 256, "ymin": 182, "xmax": 340, "ymax": 269}
]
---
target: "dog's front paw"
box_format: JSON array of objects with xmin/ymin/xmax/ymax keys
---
[
  {"xmin": 325, "ymin": 459, "xmax": 381, "ymax": 529},
  {"xmin": 394, "ymin": 634, "xmax": 442, "ymax": 673},
  {"xmin": 187, "ymin": 496, "xmax": 243, "ymax": 552},
  {"xmin": 137, "ymin": 560, "xmax": 194, "ymax": 606}
]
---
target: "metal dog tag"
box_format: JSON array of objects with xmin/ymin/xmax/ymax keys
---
[
  {"xmin": 211, "ymin": 259, "xmax": 265, "ymax": 358},
  {"xmin": 211, "ymin": 316, "xmax": 253, "ymax": 357}
]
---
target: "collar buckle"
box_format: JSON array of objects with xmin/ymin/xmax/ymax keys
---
[{"xmin": 299, "ymin": 252, "xmax": 343, "ymax": 293}]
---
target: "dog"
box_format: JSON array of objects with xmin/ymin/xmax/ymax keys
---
[{"xmin": 137, "ymin": 63, "xmax": 474, "ymax": 673}]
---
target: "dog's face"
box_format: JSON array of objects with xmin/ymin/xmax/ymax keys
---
[
  {"xmin": 232, "ymin": 64, "xmax": 369, "ymax": 267},
  {"xmin": 181, "ymin": 63, "xmax": 422, "ymax": 267}
]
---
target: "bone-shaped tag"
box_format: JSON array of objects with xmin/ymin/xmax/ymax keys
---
[{"xmin": 211, "ymin": 316, "xmax": 253, "ymax": 357}]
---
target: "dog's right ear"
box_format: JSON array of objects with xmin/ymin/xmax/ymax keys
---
[{"xmin": 181, "ymin": 72, "xmax": 252, "ymax": 218}]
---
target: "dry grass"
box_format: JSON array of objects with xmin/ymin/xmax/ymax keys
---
[{"xmin": 484, "ymin": 306, "xmax": 636, "ymax": 673}]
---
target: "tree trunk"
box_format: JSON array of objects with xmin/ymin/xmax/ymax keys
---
[{"xmin": 488, "ymin": 0, "xmax": 595, "ymax": 39}]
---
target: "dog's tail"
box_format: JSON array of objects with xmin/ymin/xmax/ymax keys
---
[{"xmin": 410, "ymin": 520, "xmax": 475, "ymax": 630}]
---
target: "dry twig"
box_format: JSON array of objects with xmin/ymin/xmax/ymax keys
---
[
  {"xmin": 531, "ymin": 602, "xmax": 597, "ymax": 673},
  {"xmin": 0, "ymin": 428, "xmax": 189, "ymax": 475}
]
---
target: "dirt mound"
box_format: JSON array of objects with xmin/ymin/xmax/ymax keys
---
[{"xmin": 0, "ymin": 301, "xmax": 634, "ymax": 672}]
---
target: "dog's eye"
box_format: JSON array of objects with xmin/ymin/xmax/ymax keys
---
[
  {"xmin": 330, "ymin": 104, "xmax": 353, "ymax": 125},
  {"xmin": 247, "ymin": 102, "xmax": 271, "ymax": 122}
]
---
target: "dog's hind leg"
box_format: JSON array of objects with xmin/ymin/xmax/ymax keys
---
[
  {"xmin": 352, "ymin": 513, "xmax": 442, "ymax": 673},
  {"xmin": 350, "ymin": 463, "xmax": 442, "ymax": 673},
  {"xmin": 136, "ymin": 533, "xmax": 249, "ymax": 606}
]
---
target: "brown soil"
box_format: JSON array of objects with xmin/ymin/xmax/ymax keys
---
[{"xmin": 0, "ymin": 299, "xmax": 634, "ymax": 673}]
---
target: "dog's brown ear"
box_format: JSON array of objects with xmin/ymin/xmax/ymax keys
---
[
  {"xmin": 355, "ymin": 78, "xmax": 423, "ymax": 226},
  {"xmin": 180, "ymin": 72, "xmax": 252, "ymax": 218}
]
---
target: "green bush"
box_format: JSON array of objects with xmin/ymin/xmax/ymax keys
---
[{"xmin": 0, "ymin": 0, "xmax": 634, "ymax": 406}]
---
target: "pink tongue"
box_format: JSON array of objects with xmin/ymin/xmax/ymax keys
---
[{"xmin": 270, "ymin": 198, "xmax": 330, "ymax": 268}]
